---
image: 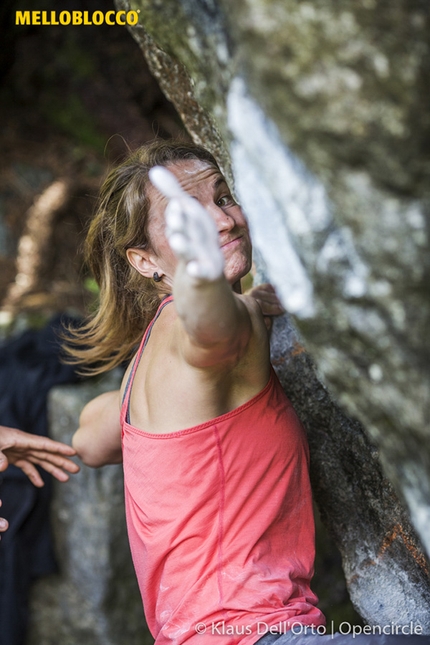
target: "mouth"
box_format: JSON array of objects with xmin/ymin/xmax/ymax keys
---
[{"xmin": 220, "ymin": 235, "xmax": 242, "ymax": 250}]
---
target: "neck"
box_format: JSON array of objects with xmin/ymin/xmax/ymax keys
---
[{"xmin": 158, "ymin": 280, "xmax": 242, "ymax": 298}]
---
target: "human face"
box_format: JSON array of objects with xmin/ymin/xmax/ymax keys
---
[{"xmin": 147, "ymin": 160, "xmax": 252, "ymax": 290}]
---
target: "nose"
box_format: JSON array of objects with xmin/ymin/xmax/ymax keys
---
[{"xmin": 206, "ymin": 203, "xmax": 236, "ymax": 233}]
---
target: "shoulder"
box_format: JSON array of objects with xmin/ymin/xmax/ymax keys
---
[
  {"xmin": 120, "ymin": 300, "xmax": 176, "ymax": 398},
  {"xmin": 178, "ymin": 293, "xmax": 270, "ymax": 380}
]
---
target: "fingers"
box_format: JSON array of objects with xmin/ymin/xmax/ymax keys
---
[
  {"xmin": 22, "ymin": 450, "xmax": 80, "ymax": 472},
  {"xmin": 5, "ymin": 445, "xmax": 80, "ymax": 485},
  {"xmin": 13, "ymin": 459, "xmax": 45, "ymax": 487},
  {"xmin": 15, "ymin": 434, "xmax": 77, "ymax": 456},
  {"xmin": 13, "ymin": 454, "xmax": 80, "ymax": 485},
  {"xmin": 166, "ymin": 197, "xmax": 224, "ymax": 281},
  {"xmin": 21, "ymin": 453, "xmax": 80, "ymax": 480},
  {"xmin": 38, "ymin": 455, "xmax": 80, "ymax": 478},
  {"xmin": 165, "ymin": 199, "xmax": 185, "ymax": 236},
  {"xmin": 31, "ymin": 461, "xmax": 71, "ymax": 483},
  {"xmin": 256, "ymin": 300, "xmax": 285, "ymax": 316},
  {"xmin": 248, "ymin": 283, "xmax": 285, "ymax": 317},
  {"xmin": 151, "ymin": 165, "xmax": 225, "ymax": 282},
  {"xmin": 166, "ymin": 200, "xmax": 195, "ymax": 261},
  {"xmin": 0, "ymin": 427, "xmax": 79, "ymax": 487},
  {"xmin": 43, "ymin": 441, "xmax": 77, "ymax": 456},
  {"xmin": 0, "ymin": 500, "xmax": 8, "ymax": 537},
  {"xmin": 166, "ymin": 204, "xmax": 194, "ymax": 262},
  {"xmin": 248, "ymin": 284, "xmax": 278, "ymax": 302},
  {"xmin": 149, "ymin": 166, "xmax": 184, "ymax": 199},
  {"xmin": 255, "ymin": 283, "xmax": 275, "ymax": 293},
  {"xmin": 3, "ymin": 427, "xmax": 77, "ymax": 457},
  {"xmin": 0, "ymin": 451, "xmax": 8, "ymax": 473}
]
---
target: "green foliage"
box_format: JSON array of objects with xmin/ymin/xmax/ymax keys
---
[
  {"xmin": 84, "ymin": 277, "xmax": 100, "ymax": 295},
  {"xmin": 42, "ymin": 94, "xmax": 105, "ymax": 152}
]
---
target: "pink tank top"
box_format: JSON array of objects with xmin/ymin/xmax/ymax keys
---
[{"xmin": 121, "ymin": 296, "xmax": 325, "ymax": 644}]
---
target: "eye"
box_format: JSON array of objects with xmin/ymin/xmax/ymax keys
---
[{"xmin": 216, "ymin": 194, "xmax": 236, "ymax": 208}]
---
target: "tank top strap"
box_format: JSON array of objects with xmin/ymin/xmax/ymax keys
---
[{"xmin": 121, "ymin": 295, "xmax": 174, "ymax": 426}]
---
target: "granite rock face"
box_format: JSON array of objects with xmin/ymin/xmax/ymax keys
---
[
  {"xmin": 115, "ymin": 0, "xmax": 430, "ymax": 628},
  {"xmin": 270, "ymin": 313, "xmax": 430, "ymax": 629},
  {"xmin": 27, "ymin": 373, "xmax": 152, "ymax": 645},
  {"xmin": 225, "ymin": 0, "xmax": 430, "ymax": 562}
]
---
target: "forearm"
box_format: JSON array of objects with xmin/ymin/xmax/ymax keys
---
[
  {"xmin": 149, "ymin": 165, "xmax": 253, "ymax": 364},
  {"xmin": 173, "ymin": 261, "xmax": 250, "ymax": 349}
]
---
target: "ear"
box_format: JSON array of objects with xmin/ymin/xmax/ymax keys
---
[{"xmin": 126, "ymin": 248, "xmax": 163, "ymax": 280}]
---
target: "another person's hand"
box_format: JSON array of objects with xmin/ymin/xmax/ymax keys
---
[
  {"xmin": 0, "ymin": 500, "xmax": 8, "ymax": 536},
  {"xmin": 0, "ymin": 425, "xmax": 80, "ymax": 488},
  {"xmin": 246, "ymin": 283, "xmax": 285, "ymax": 331}
]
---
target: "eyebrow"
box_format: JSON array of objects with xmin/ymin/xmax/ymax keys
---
[
  {"xmin": 213, "ymin": 176, "xmax": 228, "ymax": 191},
  {"xmin": 188, "ymin": 175, "xmax": 229, "ymax": 200}
]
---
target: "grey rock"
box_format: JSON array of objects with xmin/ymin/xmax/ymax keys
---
[
  {"xmin": 116, "ymin": 0, "xmax": 430, "ymax": 629},
  {"xmin": 270, "ymin": 313, "xmax": 430, "ymax": 629},
  {"xmin": 27, "ymin": 372, "xmax": 152, "ymax": 645}
]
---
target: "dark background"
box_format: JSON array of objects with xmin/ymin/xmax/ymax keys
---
[{"xmin": 0, "ymin": 0, "xmax": 184, "ymax": 319}]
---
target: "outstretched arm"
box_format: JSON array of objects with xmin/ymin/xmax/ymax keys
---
[
  {"xmin": 0, "ymin": 424, "xmax": 80, "ymax": 488},
  {"xmin": 149, "ymin": 166, "xmax": 253, "ymax": 368},
  {"xmin": 72, "ymin": 390, "xmax": 122, "ymax": 468}
]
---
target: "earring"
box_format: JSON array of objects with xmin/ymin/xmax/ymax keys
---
[{"xmin": 153, "ymin": 272, "xmax": 162, "ymax": 282}]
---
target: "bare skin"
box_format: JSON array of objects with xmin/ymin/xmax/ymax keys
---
[
  {"xmin": 73, "ymin": 283, "xmax": 283, "ymax": 466},
  {"xmin": 73, "ymin": 160, "xmax": 284, "ymax": 464},
  {"xmin": 74, "ymin": 391, "xmax": 122, "ymax": 467},
  {"xmin": 0, "ymin": 501, "xmax": 7, "ymax": 534},
  {"xmin": 0, "ymin": 425, "xmax": 80, "ymax": 535}
]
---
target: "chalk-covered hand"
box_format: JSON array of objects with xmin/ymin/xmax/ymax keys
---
[{"xmin": 149, "ymin": 166, "xmax": 224, "ymax": 281}]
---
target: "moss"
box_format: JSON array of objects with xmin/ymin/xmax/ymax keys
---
[
  {"xmin": 41, "ymin": 94, "xmax": 105, "ymax": 152},
  {"xmin": 130, "ymin": 0, "xmax": 230, "ymax": 114}
]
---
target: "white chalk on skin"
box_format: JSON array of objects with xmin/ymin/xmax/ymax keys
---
[
  {"xmin": 148, "ymin": 165, "xmax": 225, "ymax": 282},
  {"xmin": 165, "ymin": 199, "xmax": 184, "ymax": 232},
  {"xmin": 148, "ymin": 166, "xmax": 186, "ymax": 200}
]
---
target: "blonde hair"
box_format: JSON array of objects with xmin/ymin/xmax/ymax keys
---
[{"xmin": 64, "ymin": 139, "xmax": 220, "ymax": 375}]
